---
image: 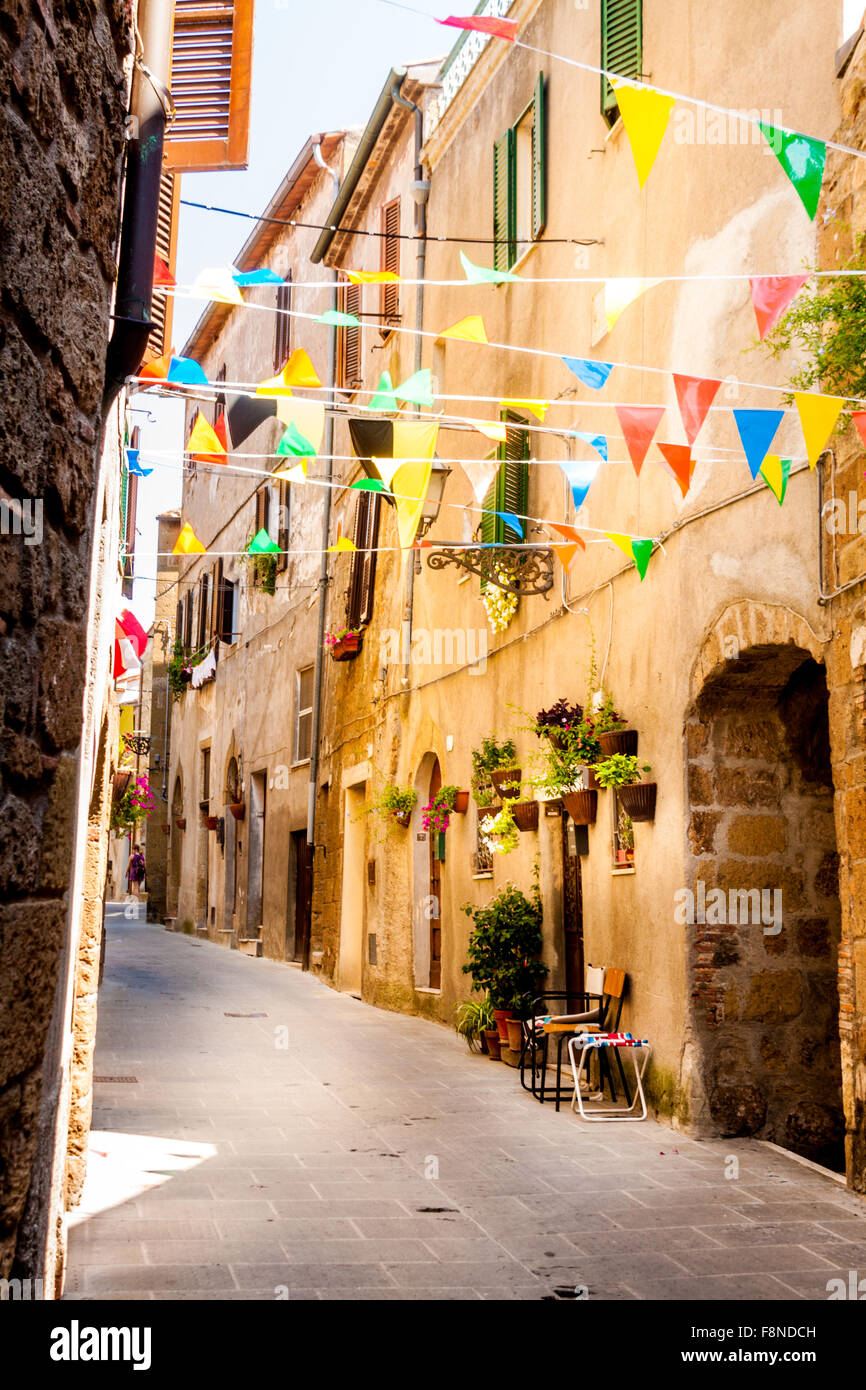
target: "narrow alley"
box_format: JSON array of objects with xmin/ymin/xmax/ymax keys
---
[{"xmin": 64, "ymin": 910, "xmax": 866, "ymax": 1302}]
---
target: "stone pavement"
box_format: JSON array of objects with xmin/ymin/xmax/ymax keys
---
[{"xmin": 64, "ymin": 908, "xmax": 866, "ymax": 1301}]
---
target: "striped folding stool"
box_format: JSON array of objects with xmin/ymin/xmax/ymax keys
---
[{"xmin": 567, "ymin": 1032, "xmax": 651, "ymax": 1122}]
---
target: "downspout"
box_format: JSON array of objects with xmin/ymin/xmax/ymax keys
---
[
  {"xmin": 103, "ymin": 0, "xmax": 175, "ymax": 414},
  {"xmin": 391, "ymin": 84, "xmax": 428, "ymax": 685},
  {"xmin": 303, "ymin": 138, "xmax": 341, "ymax": 971}
]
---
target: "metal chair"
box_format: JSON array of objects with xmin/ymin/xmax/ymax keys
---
[{"xmin": 519, "ymin": 969, "xmax": 628, "ymax": 1112}]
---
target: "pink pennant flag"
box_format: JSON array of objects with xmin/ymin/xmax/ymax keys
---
[
  {"xmin": 438, "ymin": 14, "xmax": 517, "ymax": 41},
  {"xmin": 673, "ymin": 375, "xmax": 721, "ymax": 446},
  {"xmin": 615, "ymin": 405, "xmax": 665, "ymax": 476},
  {"xmin": 749, "ymin": 275, "xmax": 808, "ymax": 341}
]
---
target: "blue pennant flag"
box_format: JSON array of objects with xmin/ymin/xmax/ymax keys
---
[
  {"xmin": 562, "ymin": 356, "xmax": 614, "ymax": 391},
  {"xmin": 166, "ymin": 355, "xmax": 209, "ymax": 387},
  {"xmin": 125, "ymin": 448, "xmax": 152, "ymax": 477},
  {"xmin": 232, "ymin": 268, "xmax": 285, "ymax": 286},
  {"xmin": 495, "ymin": 510, "xmax": 524, "ymax": 538},
  {"xmin": 732, "ymin": 408, "xmax": 785, "ymax": 478},
  {"xmin": 562, "ymin": 459, "xmax": 601, "ymax": 511},
  {"xmin": 572, "ymin": 430, "xmax": 608, "ymax": 462}
]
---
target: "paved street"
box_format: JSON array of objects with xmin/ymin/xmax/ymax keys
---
[{"xmin": 65, "ymin": 908, "xmax": 866, "ymax": 1301}]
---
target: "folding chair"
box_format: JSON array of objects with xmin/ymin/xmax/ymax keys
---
[{"xmin": 568, "ymin": 1033, "xmax": 651, "ymax": 1121}]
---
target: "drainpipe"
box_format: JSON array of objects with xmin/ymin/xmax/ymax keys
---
[
  {"xmin": 303, "ymin": 138, "xmax": 341, "ymax": 971},
  {"xmin": 103, "ymin": 0, "xmax": 175, "ymax": 414},
  {"xmin": 391, "ymin": 84, "xmax": 429, "ymax": 685}
]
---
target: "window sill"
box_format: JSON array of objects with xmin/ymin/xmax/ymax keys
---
[
  {"xmin": 415, "ymin": 986, "xmax": 441, "ymax": 995},
  {"xmin": 291, "ymin": 758, "xmax": 311, "ymax": 770},
  {"xmin": 611, "ymin": 865, "xmax": 636, "ymax": 877}
]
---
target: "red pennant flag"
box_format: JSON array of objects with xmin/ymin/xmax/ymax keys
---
[
  {"xmin": 851, "ymin": 412, "xmax": 866, "ymax": 450},
  {"xmin": 154, "ymin": 255, "xmax": 176, "ymax": 288},
  {"xmin": 673, "ymin": 375, "xmax": 721, "ymax": 446},
  {"xmin": 749, "ymin": 275, "xmax": 808, "ymax": 341},
  {"xmin": 213, "ymin": 410, "xmax": 229, "ymax": 457},
  {"xmin": 615, "ymin": 405, "xmax": 665, "ymax": 476},
  {"xmin": 438, "ymin": 14, "xmax": 518, "ymax": 41},
  {"xmin": 657, "ymin": 442, "xmax": 695, "ymax": 499},
  {"xmin": 117, "ymin": 608, "xmax": 148, "ymax": 658},
  {"xmin": 548, "ymin": 523, "xmax": 586, "ymax": 572}
]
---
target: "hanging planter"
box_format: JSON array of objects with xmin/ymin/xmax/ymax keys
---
[
  {"xmin": 619, "ymin": 781, "xmax": 657, "ymax": 822},
  {"xmin": 582, "ymin": 765, "xmax": 601, "ymax": 792},
  {"xmin": 471, "ymin": 735, "xmax": 518, "ymax": 808},
  {"xmin": 161, "ymin": 824, "xmax": 171, "ymax": 836},
  {"xmin": 229, "ymin": 801, "xmax": 246, "ymax": 821},
  {"xmin": 205, "ymin": 815, "xmax": 219, "ymax": 831},
  {"xmin": 422, "ymin": 785, "xmax": 462, "ymax": 836},
  {"xmin": 326, "ymin": 627, "xmax": 361, "ymax": 662},
  {"xmin": 175, "ymin": 817, "xmax": 186, "ymax": 830},
  {"xmin": 112, "ymin": 770, "xmax": 133, "ymax": 802},
  {"xmin": 562, "ymin": 789, "xmax": 598, "ymax": 824},
  {"xmin": 452, "ymin": 790, "xmax": 469, "ymax": 814},
  {"xmin": 512, "ymin": 800, "xmax": 539, "ymax": 832},
  {"xmin": 490, "ymin": 766, "xmax": 522, "ymax": 800},
  {"xmin": 393, "ymin": 809, "xmax": 411, "ymax": 828},
  {"xmin": 599, "ymin": 729, "xmax": 638, "ymax": 757}
]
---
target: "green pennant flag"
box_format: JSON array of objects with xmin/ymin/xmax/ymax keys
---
[
  {"xmin": 315, "ymin": 309, "xmax": 360, "ymax": 327},
  {"xmin": 369, "ymin": 370, "xmax": 397, "ymax": 412},
  {"xmin": 248, "ymin": 527, "xmax": 280, "ymax": 555},
  {"xmin": 351, "ymin": 478, "xmax": 389, "ymax": 493},
  {"xmin": 395, "ymin": 367, "xmax": 435, "ymax": 408},
  {"xmin": 758, "ymin": 454, "xmax": 792, "ymax": 506},
  {"xmin": 758, "ymin": 123, "xmax": 826, "ymax": 220},
  {"xmin": 276, "ymin": 420, "xmax": 316, "ymax": 457},
  {"xmin": 606, "ymin": 531, "xmax": 654, "ymax": 581},
  {"xmin": 459, "ymin": 250, "xmax": 523, "ymax": 284}
]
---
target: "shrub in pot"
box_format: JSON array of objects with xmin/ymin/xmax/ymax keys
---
[
  {"xmin": 462, "ymin": 870, "xmax": 548, "ymax": 1035},
  {"xmin": 421, "ymin": 784, "xmax": 462, "ymax": 835},
  {"xmin": 595, "ymin": 754, "xmax": 656, "ymax": 821},
  {"xmin": 471, "ymin": 734, "xmax": 517, "ymax": 806},
  {"xmin": 367, "ymin": 783, "xmax": 417, "ymax": 832},
  {"xmin": 593, "ymin": 692, "xmax": 637, "ymax": 756},
  {"xmin": 528, "ymin": 715, "xmax": 601, "ymax": 821},
  {"xmin": 454, "ymin": 995, "xmax": 495, "ymax": 1053}
]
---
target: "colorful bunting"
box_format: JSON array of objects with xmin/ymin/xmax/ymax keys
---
[
  {"xmin": 572, "ymin": 430, "xmax": 608, "ymax": 462},
  {"xmin": 494, "ymin": 510, "xmax": 524, "ymax": 538},
  {"xmin": 615, "ymin": 405, "xmax": 665, "ymax": 476},
  {"xmin": 501, "ymin": 398, "xmax": 548, "ymax": 421},
  {"xmin": 369, "ymin": 371, "xmax": 397, "ymax": 412},
  {"xmin": 392, "ymin": 457, "xmax": 434, "ymax": 549},
  {"xmin": 190, "ymin": 267, "xmax": 245, "ymax": 305},
  {"xmin": 657, "ymin": 442, "xmax": 696, "ymax": 498},
  {"xmin": 562, "ymin": 356, "xmax": 614, "ymax": 390},
  {"xmin": 758, "ymin": 123, "xmax": 827, "ymax": 220},
  {"xmin": 213, "ymin": 411, "xmax": 228, "ymax": 454},
  {"xmin": 439, "ymin": 314, "xmax": 488, "ymax": 344},
  {"xmin": 461, "ymin": 457, "xmax": 500, "ymax": 503},
  {"xmin": 749, "ymin": 275, "xmax": 809, "ymax": 340},
  {"xmin": 276, "ymin": 420, "xmax": 317, "ymax": 458},
  {"xmin": 611, "ymin": 80, "xmax": 676, "ymax": 188},
  {"xmin": 794, "ymin": 391, "xmax": 844, "ymax": 468},
  {"xmin": 232, "ymin": 268, "xmax": 284, "ymax": 286},
  {"xmin": 248, "ymin": 528, "xmax": 280, "ymax": 555},
  {"xmin": 173, "ymin": 523, "xmax": 206, "ymax": 555},
  {"xmin": 166, "ymin": 355, "xmax": 209, "ymax": 387},
  {"xmin": 328, "ymin": 536, "xmax": 358, "ymax": 553},
  {"xmin": 759, "ymin": 454, "xmax": 792, "ymax": 505},
  {"xmin": 118, "ymin": 608, "xmax": 148, "ymax": 657},
  {"xmin": 472, "ymin": 420, "xmax": 507, "ymax": 443},
  {"xmin": 275, "ymin": 397, "xmax": 325, "ymax": 453},
  {"xmin": 395, "ymin": 368, "xmax": 435, "ymax": 408},
  {"xmin": 673, "ymin": 374, "xmax": 721, "ymax": 445},
  {"xmin": 153, "ymin": 255, "xmax": 175, "ymax": 288},
  {"xmin": 438, "ymin": 13, "xmax": 518, "ymax": 41},
  {"xmin": 346, "ymin": 269, "xmax": 402, "ymax": 285},
  {"xmin": 606, "ymin": 532, "xmax": 654, "ymax": 581},
  {"xmin": 548, "ymin": 523, "xmax": 586, "ymax": 572},
  {"xmin": 562, "ymin": 459, "xmax": 601, "ymax": 511},
  {"xmin": 114, "ymin": 621, "xmax": 141, "ymax": 680},
  {"xmin": 460, "ymin": 250, "xmax": 523, "ymax": 285},
  {"xmin": 851, "ymin": 412, "xmax": 866, "ymax": 449},
  {"xmin": 138, "ymin": 351, "xmax": 172, "ymax": 382},
  {"xmin": 603, "ymin": 278, "xmax": 658, "ymax": 334},
  {"xmin": 187, "ymin": 411, "xmax": 227, "ymax": 460},
  {"xmin": 732, "ymin": 408, "xmax": 784, "ymax": 478},
  {"xmin": 315, "ymin": 309, "xmax": 360, "ymax": 327},
  {"xmin": 125, "ymin": 448, "xmax": 152, "ymax": 478},
  {"xmin": 227, "ymin": 394, "xmax": 276, "ymax": 447},
  {"xmin": 351, "ymin": 478, "xmax": 390, "ymax": 493},
  {"xmin": 258, "ymin": 348, "xmax": 322, "ymax": 395}
]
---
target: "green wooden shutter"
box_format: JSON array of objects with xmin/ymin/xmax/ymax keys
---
[
  {"xmin": 493, "ymin": 127, "xmax": 516, "ymax": 272},
  {"xmin": 497, "ymin": 418, "xmax": 530, "ymax": 545},
  {"xmin": 531, "ymin": 72, "xmax": 546, "ymax": 240},
  {"xmin": 601, "ymin": 0, "xmax": 642, "ymax": 124}
]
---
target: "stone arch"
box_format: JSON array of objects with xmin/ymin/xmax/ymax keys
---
[{"xmin": 688, "ymin": 600, "xmax": 825, "ymax": 707}]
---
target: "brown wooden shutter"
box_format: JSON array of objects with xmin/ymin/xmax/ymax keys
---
[
  {"xmin": 345, "ymin": 492, "xmax": 381, "ymax": 629},
  {"xmin": 276, "ymin": 479, "xmax": 290, "ymax": 572},
  {"xmin": 210, "ymin": 560, "xmax": 222, "ymax": 640},
  {"xmin": 380, "ymin": 199, "xmax": 400, "ymax": 331},
  {"xmin": 144, "ymin": 171, "xmax": 180, "ymax": 364},
  {"xmin": 183, "ymin": 591, "xmax": 193, "ymax": 648},
  {"xmin": 163, "ymin": 0, "xmax": 254, "ymax": 172},
  {"xmin": 273, "ymin": 273, "xmax": 292, "ymax": 371},
  {"xmin": 338, "ymin": 283, "xmax": 362, "ymax": 389},
  {"xmin": 197, "ymin": 570, "xmax": 211, "ymax": 649}
]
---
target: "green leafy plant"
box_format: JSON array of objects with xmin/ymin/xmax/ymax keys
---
[
  {"xmin": 529, "ymin": 720, "xmax": 601, "ymax": 798},
  {"xmin": 471, "ymin": 733, "xmax": 518, "ymax": 806},
  {"xmin": 453, "ymin": 995, "xmax": 496, "ymax": 1051},
  {"xmin": 479, "ymin": 802, "xmax": 520, "ymax": 855},
  {"xmin": 594, "ymin": 754, "xmax": 651, "ymax": 789},
  {"xmin": 462, "ymin": 868, "xmax": 548, "ymax": 1016},
  {"xmin": 111, "ymin": 774, "xmax": 157, "ymax": 836},
  {"xmin": 372, "ymin": 784, "xmax": 417, "ymax": 816},
  {"xmin": 761, "ymin": 237, "xmax": 866, "ymax": 402},
  {"xmin": 240, "ymin": 533, "xmax": 277, "ymax": 595},
  {"xmin": 325, "ymin": 626, "xmax": 360, "ymax": 648},
  {"xmin": 591, "ymin": 691, "xmax": 628, "ymax": 735},
  {"xmin": 168, "ymin": 639, "xmax": 189, "ymax": 701}
]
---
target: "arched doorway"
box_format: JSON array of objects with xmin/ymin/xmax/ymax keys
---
[
  {"xmin": 169, "ymin": 774, "xmax": 183, "ymax": 915},
  {"xmin": 684, "ymin": 610, "xmax": 843, "ymax": 1170},
  {"xmin": 411, "ymin": 751, "xmax": 444, "ymax": 991}
]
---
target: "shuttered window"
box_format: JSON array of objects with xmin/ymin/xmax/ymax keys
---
[
  {"xmin": 276, "ymin": 478, "xmax": 290, "ymax": 572},
  {"xmin": 164, "ymin": 0, "xmax": 254, "ymax": 172},
  {"xmin": 601, "ymin": 0, "xmax": 642, "ymax": 124},
  {"xmin": 345, "ymin": 491, "xmax": 381, "ymax": 630},
  {"xmin": 197, "ymin": 570, "xmax": 211, "ymax": 649},
  {"xmin": 251, "ymin": 484, "xmax": 269, "ymax": 588},
  {"xmin": 144, "ymin": 171, "xmax": 180, "ymax": 364},
  {"xmin": 338, "ymin": 282, "xmax": 362, "ymax": 390},
  {"xmin": 215, "ymin": 565, "xmax": 237, "ymax": 643},
  {"xmin": 294, "ymin": 666, "xmax": 314, "ymax": 763},
  {"xmin": 480, "ymin": 414, "xmax": 530, "ymax": 548},
  {"xmin": 380, "ymin": 199, "xmax": 401, "ymax": 332},
  {"xmin": 493, "ymin": 74, "xmax": 545, "ymax": 271},
  {"xmin": 183, "ymin": 590, "xmax": 194, "ymax": 649},
  {"xmin": 493, "ymin": 129, "xmax": 515, "ymax": 272},
  {"xmin": 273, "ymin": 273, "xmax": 292, "ymax": 371}
]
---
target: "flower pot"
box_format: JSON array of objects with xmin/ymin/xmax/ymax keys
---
[
  {"xmin": 453, "ymin": 790, "xmax": 469, "ymax": 814},
  {"xmin": 491, "ymin": 767, "xmax": 521, "ymax": 800},
  {"xmin": 493, "ymin": 1009, "xmax": 515, "ymax": 1043},
  {"xmin": 393, "ymin": 809, "xmax": 411, "ymax": 828},
  {"xmin": 205, "ymin": 815, "xmax": 219, "ymax": 831},
  {"xmin": 175, "ymin": 817, "xmax": 186, "ymax": 830},
  {"xmin": 599, "ymin": 728, "xmax": 638, "ymax": 757},
  {"xmin": 479, "ymin": 1031, "xmax": 489, "ymax": 1055},
  {"xmin": 582, "ymin": 765, "xmax": 600, "ymax": 792},
  {"xmin": 512, "ymin": 800, "xmax": 539, "ymax": 832},
  {"xmin": 180, "ymin": 667, "xmax": 193, "ymax": 684},
  {"xmin": 618, "ymin": 781, "xmax": 657, "ymax": 822},
  {"xmin": 483, "ymin": 1029, "xmax": 502, "ymax": 1060},
  {"xmin": 562, "ymin": 789, "xmax": 598, "ymax": 825},
  {"xmin": 112, "ymin": 770, "xmax": 132, "ymax": 801},
  {"xmin": 229, "ymin": 801, "xmax": 246, "ymax": 821},
  {"xmin": 506, "ymin": 1018, "xmax": 523, "ymax": 1053},
  {"xmin": 161, "ymin": 824, "xmax": 171, "ymax": 835},
  {"xmin": 330, "ymin": 634, "xmax": 361, "ymax": 662}
]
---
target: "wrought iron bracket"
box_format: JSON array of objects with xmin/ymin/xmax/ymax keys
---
[
  {"xmin": 122, "ymin": 733, "xmax": 152, "ymax": 757},
  {"xmin": 426, "ymin": 546, "xmax": 555, "ymax": 596}
]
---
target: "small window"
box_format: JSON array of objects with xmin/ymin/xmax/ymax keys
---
[
  {"xmin": 601, "ymin": 0, "xmax": 643, "ymax": 126},
  {"xmin": 338, "ymin": 282, "xmax": 362, "ymax": 389},
  {"xmin": 613, "ymin": 790, "xmax": 635, "ymax": 869},
  {"xmin": 493, "ymin": 73, "xmax": 546, "ymax": 272},
  {"xmin": 202, "ymin": 747, "xmax": 211, "ymax": 802},
  {"xmin": 212, "ymin": 363, "xmax": 227, "ymax": 427},
  {"xmin": 346, "ymin": 490, "xmax": 381, "ymax": 630},
  {"xmin": 276, "ymin": 478, "xmax": 290, "ymax": 572},
  {"xmin": 380, "ymin": 198, "xmax": 400, "ymax": 333},
  {"xmin": 274, "ymin": 274, "xmax": 292, "ymax": 371},
  {"xmin": 294, "ymin": 666, "xmax": 314, "ymax": 763},
  {"xmin": 197, "ymin": 570, "xmax": 211, "ymax": 650}
]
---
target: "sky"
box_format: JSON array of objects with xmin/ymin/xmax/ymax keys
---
[{"xmin": 128, "ymin": 0, "xmax": 866, "ymax": 626}]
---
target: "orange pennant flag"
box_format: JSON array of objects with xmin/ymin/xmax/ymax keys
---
[
  {"xmin": 187, "ymin": 411, "xmax": 227, "ymax": 462},
  {"xmin": 172, "ymin": 523, "xmax": 206, "ymax": 555},
  {"xmin": 153, "ymin": 255, "xmax": 176, "ymax": 288},
  {"xmin": 548, "ymin": 523, "xmax": 586, "ymax": 572},
  {"xmin": 138, "ymin": 351, "xmax": 173, "ymax": 382},
  {"xmin": 657, "ymin": 442, "xmax": 696, "ymax": 498}
]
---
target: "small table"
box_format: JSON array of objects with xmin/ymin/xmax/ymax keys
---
[{"xmin": 568, "ymin": 1036, "xmax": 651, "ymax": 1122}]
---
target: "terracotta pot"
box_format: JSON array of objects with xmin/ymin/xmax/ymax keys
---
[
  {"xmin": 330, "ymin": 634, "xmax": 361, "ymax": 662},
  {"xmin": 493, "ymin": 1008, "xmax": 515, "ymax": 1043},
  {"xmin": 583, "ymin": 765, "xmax": 601, "ymax": 792},
  {"xmin": 393, "ymin": 809, "xmax": 411, "ymax": 828},
  {"xmin": 506, "ymin": 1018, "xmax": 523, "ymax": 1053},
  {"xmin": 112, "ymin": 770, "xmax": 132, "ymax": 801},
  {"xmin": 618, "ymin": 781, "xmax": 657, "ymax": 822},
  {"xmin": 479, "ymin": 1031, "xmax": 489, "ymax": 1055},
  {"xmin": 229, "ymin": 801, "xmax": 246, "ymax": 821},
  {"xmin": 599, "ymin": 729, "xmax": 638, "ymax": 757},
  {"xmin": 562, "ymin": 789, "xmax": 598, "ymax": 825},
  {"xmin": 205, "ymin": 815, "xmax": 219, "ymax": 831},
  {"xmin": 491, "ymin": 767, "xmax": 522, "ymax": 800},
  {"xmin": 175, "ymin": 817, "xmax": 186, "ymax": 830},
  {"xmin": 161, "ymin": 824, "xmax": 171, "ymax": 835},
  {"xmin": 483, "ymin": 1028, "xmax": 502, "ymax": 1060},
  {"xmin": 512, "ymin": 800, "xmax": 539, "ymax": 832},
  {"xmin": 453, "ymin": 790, "xmax": 470, "ymax": 814}
]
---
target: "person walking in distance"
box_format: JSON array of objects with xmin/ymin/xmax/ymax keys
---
[{"xmin": 127, "ymin": 844, "xmax": 146, "ymax": 900}]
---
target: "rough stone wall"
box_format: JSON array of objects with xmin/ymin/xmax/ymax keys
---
[{"xmin": 0, "ymin": 1, "xmax": 130, "ymax": 1279}]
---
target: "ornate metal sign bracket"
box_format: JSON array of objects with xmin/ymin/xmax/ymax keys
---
[{"xmin": 426, "ymin": 546, "xmax": 555, "ymax": 597}]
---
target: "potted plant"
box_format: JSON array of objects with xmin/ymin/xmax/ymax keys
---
[
  {"xmin": 505, "ymin": 1017, "xmax": 524, "ymax": 1053},
  {"xmin": 471, "ymin": 734, "xmax": 517, "ymax": 806},
  {"xmin": 462, "ymin": 869, "xmax": 548, "ymax": 1044},
  {"xmin": 205, "ymin": 814, "xmax": 219, "ymax": 831},
  {"xmin": 529, "ymin": 714, "xmax": 601, "ymax": 823},
  {"xmin": 421, "ymin": 784, "xmax": 462, "ymax": 835},
  {"xmin": 175, "ymin": 817, "xmax": 186, "ymax": 830},
  {"xmin": 326, "ymin": 626, "xmax": 362, "ymax": 662},
  {"xmin": 454, "ymin": 995, "xmax": 496, "ymax": 1053},
  {"xmin": 479, "ymin": 802, "xmax": 520, "ymax": 856},
  {"xmin": 240, "ymin": 533, "xmax": 278, "ymax": 595},
  {"xmin": 593, "ymin": 692, "xmax": 638, "ymax": 756},
  {"xmin": 367, "ymin": 783, "xmax": 418, "ymax": 829},
  {"xmin": 228, "ymin": 799, "xmax": 245, "ymax": 821},
  {"xmin": 512, "ymin": 800, "xmax": 539, "ymax": 832},
  {"xmin": 483, "ymin": 1026, "xmax": 502, "ymax": 1060},
  {"xmin": 595, "ymin": 754, "xmax": 656, "ymax": 821},
  {"xmin": 110, "ymin": 774, "xmax": 157, "ymax": 837}
]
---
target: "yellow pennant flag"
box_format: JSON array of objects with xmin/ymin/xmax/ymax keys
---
[
  {"xmin": 393, "ymin": 421, "xmax": 439, "ymax": 461},
  {"xmin": 189, "ymin": 267, "xmax": 244, "ymax": 305},
  {"xmin": 345, "ymin": 269, "xmax": 402, "ymax": 284},
  {"xmin": 473, "ymin": 420, "xmax": 507, "ymax": 443},
  {"xmin": 328, "ymin": 536, "xmax": 357, "ymax": 553},
  {"xmin": 439, "ymin": 315, "xmax": 488, "ymax": 344},
  {"xmin": 172, "ymin": 523, "xmax": 206, "ymax": 555},
  {"xmin": 258, "ymin": 348, "xmax": 322, "ymax": 396},
  {"xmin": 611, "ymin": 79, "xmax": 676, "ymax": 189},
  {"xmin": 501, "ymin": 398, "xmax": 548, "ymax": 421},
  {"xmin": 604, "ymin": 278, "xmax": 659, "ymax": 333},
  {"xmin": 279, "ymin": 462, "xmax": 308, "ymax": 485},
  {"xmin": 794, "ymin": 391, "xmax": 844, "ymax": 468},
  {"xmin": 392, "ymin": 458, "xmax": 433, "ymax": 549},
  {"xmin": 187, "ymin": 410, "xmax": 226, "ymax": 456},
  {"xmin": 758, "ymin": 454, "xmax": 791, "ymax": 505},
  {"xmin": 275, "ymin": 396, "xmax": 326, "ymax": 452}
]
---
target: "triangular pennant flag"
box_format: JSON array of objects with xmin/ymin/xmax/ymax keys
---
[
  {"xmin": 611, "ymin": 79, "xmax": 676, "ymax": 188},
  {"xmin": 275, "ymin": 397, "xmax": 325, "ymax": 453},
  {"xmin": 606, "ymin": 532, "xmax": 654, "ymax": 581},
  {"xmin": 439, "ymin": 315, "xmax": 488, "ymax": 344},
  {"xmin": 461, "ymin": 457, "xmax": 500, "ymax": 503},
  {"xmin": 328, "ymin": 536, "xmax": 358, "ymax": 553},
  {"xmin": 232, "ymin": 267, "xmax": 284, "ymax": 286},
  {"xmin": 173, "ymin": 523, "xmax": 206, "ymax": 555},
  {"xmin": 369, "ymin": 371, "xmax": 397, "ymax": 412},
  {"xmin": 758, "ymin": 123, "xmax": 827, "ymax": 220},
  {"xmin": 113, "ymin": 624, "xmax": 141, "ymax": 680},
  {"xmin": 227, "ymin": 394, "xmax": 276, "ymax": 447},
  {"xmin": 346, "ymin": 269, "xmax": 402, "ymax": 285},
  {"xmin": 276, "ymin": 420, "xmax": 317, "ymax": 458},
  {"xmin": 604, "ymin": 278, "xmax": 658, "ymax": 333},
  {"xmin": 315, "ymin": 309, "xmax": 360, "ymax": 327},
  {"xmin": 494, "ymin": 510, "xmax": 524, "ymax": 538},
  {"xmin": 562, "ymin": 459, "xmax": 601, "ymax": 511},
  {"xmin": 572, "ymin": 430, "xmax": 608, "ymax": 462},
  {"xmin": 615, "ymin": 405, "xmax": 665, "ymax": 476},
  {"xmin": 138, "ymin": 351, "xmax": 172, "ymax": 382},
  {"xmin": 166, "ymin": 354, "xmax": 209, "ymax": 387},
  {"xmin": 248, "ymin": 528, "xmax": 280, "ymax": 555},
  {"xmin": 153, "ymin": 255, "xmax": 175, "ymax": 288},
  {"xmin": 395, "ymin": 368, "xmax": 434, "ymax": 408},
  {"xmin": 438, "ymin": 13, "xmax": 517, "ymax": 41},
  {"xmin": 759, "ymin": 454, "xmax": 792, "ymax": 505},
  {"xmin": 794, "ymin": 391, "xmax": 844, "ymax": 468},
  {"xmin": 473, "ymin": 420, "xmax": 507, "ymax": 443},
  {"xmin": 460, "ymin": 250, "xmax": 523, "ymax": 285},
  {"xmin": 393, "ymin": 421, "xmax": 440, "ymax": 462},
  {"xmin": 187, "ymin": 411, "xmax": 227, "ymax": 461},
  {"xmin": 851, "ymin": 412, "xmax": 866, "ymax": 449},
  {"xmin": 732, "ymin": 408, "xmax": 785, "ymax": 479},
  {"xmin": 351, "ymin": 478, "xmax": 389, "ymax": 493},
  {"xmin": 189, "ymin": 267, "xmax": 245, "ymax": 305},
  {"xmin": 371, "ymin": 456, "xmax": 405, "ymax": 490},
  {"xmin": 281, "ymin": 462, "xmax": 308, "ymax": 485},
  {"xmin": 657, "ymin": 442, "xmax": 696, "ymax": 498},
  {"xmin": 125, "ymin": 448, "xmax": 152, "ymax": 478},
  {"xmin": 673, "ymin": 374, "xmax": 722, "ymax": 445},
  {"xmin": 117, "ymin": 608, "xmax": 148, "ymax": 657},
  {"xmin": 281, "ymin": 347, "xmax": 322, "ymax": 389},
  {"xmin": 749, "ymin": 275, "xmax": 809, "ymax": 340},
  {"xmin": 501, "ymin": 398, "xmax": 548, "ymax": 421},
  {"xmin": 562, "ymin": 356, "xmax": 614, "ymax": 390},
  {"xmin": 392, "ymin": 458, "xmax": 434, "ymax": 548},
  {"xmin": 548, "ymin": 523, "xmax": 586, "ymax": 572},
  {"xmin": 213, "ymin": 411, "xmax": 228, "ymax": 454}
]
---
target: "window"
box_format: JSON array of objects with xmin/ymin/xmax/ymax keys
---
[
  {"xmin": 294, "ymin": 666, "xmax": 314, "ymax": 763},
  {"xmin": 480, "ymin": 413, "xmax": 530, "ymax": 547},
  {"xmin": 613, "ymin": 790, "xmax": 635, "ymax": 868},
  {"xmin": 215, "ymin": 567, "xmax": 237, "ymax": 643},
  {"xmin": 197, "ymin": 570, "xmax": 211, "ymax": 650},
  {"xmin": 601, "ymin": 0, "xmax": 642, "ymax": 126},
  {"xmin": 212, "ymin": 363, "xmax": 227, "ymax": 427},
  {"xmin": 201, "ymin": 747, "xmax": 211, "ymax": 802},
  {"xmin": 163, "ymin": 0, "xmax": 254, "ymax": 172},
  {"xmin": 493, "ymin": 73, "xmax": 546, "ymax": 272},
  {"xmin": 251, "ymin": 485, "xmax": 270, "ymax": 587},
  {"xmin": 273, "ymin": 273, "xmax": 292, "ymax": 371},
  {"xmin": 380, "ymin": 198, "xmax": 400, "ymax": 333},
  {"xmin": 183, "ymin": 589, "xmax": 193, "ymax": 649},
  {"xmin": 337, "ymin": 282, "xmax": 362, "ymax": 389},
  {"xmin": 345, "ymin": 490, "xmax": 381, "ymax": 630},
  {"xmin": 276, "ymin": 478, "xmax": 290, "ymax": 573}
]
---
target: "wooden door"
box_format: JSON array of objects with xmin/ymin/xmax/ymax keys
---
[
  {"xmin": 561, "ymin": 812, "xmax": 584, "ymax": 998},
  {"xmin": 290, "ymin": 829, "xmax": 310, "ymax": 962},
  {"xmin": 428, "ymin": 758, "xmax": 442, "ymax": 989}
]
